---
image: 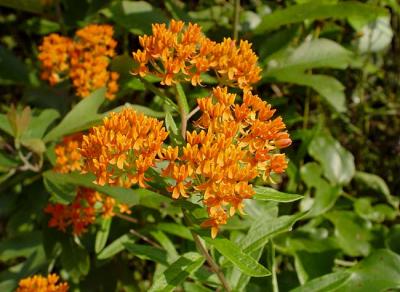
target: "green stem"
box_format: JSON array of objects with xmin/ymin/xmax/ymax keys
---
[
  {"xmin": 233, "ymin": 0, "xmax": 240, "ymax": 40},
  {"xmin": 267, "ymin": 242, "xmax": 279, "ymax": 292},
  {"xmin": 175, "ymin": 83, "xmax": 190, "ymax": 138},
  {"xmin": 184, "ymin": 213, "xmax": 231, "ymax": 291}
]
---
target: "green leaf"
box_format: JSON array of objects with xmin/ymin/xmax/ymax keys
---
[
  {"xmin": 354, "ymin": 171, "xmax": 398, "ymax": 208},
  {"xmin": 43, "ymin": 171, "xmax": 140, "ymax": 206},
  {"xmin": 354, "ymin": 198, "xmax": 397, "ymax": 223},
  {"xmin": 0, "ymin": 0, "xmax": 43, "ymax": 13},
  {"xmin": 43, "ymin": 171, "xmax": 77, "ymax": 204},
  {"xmin": 108, "ymin": 1, "xmax": 168, "ymax": 35},
  {"xmin": 61, "ymin": 239, "xmax": 90, "ymax": 280},
  {"xmin": 201, "ymin": 234, "xmax": 271, "ymax": 277},
  {"xmin": 165, "ymin": 112, "xmax": 184, "ymax": 146},
  {"xmin": 95, "ymin": 217, "xmax": 112, "ymax": 254},
  {"xmin": 157, "ymin": 223, "xmax": 193, "ymax": 241},
  {"xmin": 0, "ymin": 45, "xmax": 29, "ymax": 85},
  {"xmin": 21, "ymin": 109, "xmax": 60, "ymax": 139},
  {"xmin": 290, "ymin": 271, "xmax": 351, "ymax": 292},
  {"xmin": 300, "ymin": 162, "xmax": 342, "ymax": 217},
  {"xmin": 0, "ymin": 114, "xmax": 13, "ymax": 135},
  {"xmin": 97, "ymin": 234, "xmax": 133, "ymax": 260},
  {"xmin": 265, "ymin": 38, "xmax": 352, "ymax": 72},
  {"xmin": 20, "ymin": 138, "xmax": 46, "ymax": 154},
  {"xmin": 149, "ymin": 252, "xmax": 205, "ymax": 292},
  {"xmin": 43, "ymin": 88, "xmax": 106, "ymax": 142},
  {"xmin": 241, "ymin": 212, "xmax": 306, "ymax": 253},
  {"xmin": 292, "ymin": 249, "xmax": 400, "ymax": 292},
  {"xmin": 124, "ymin": 243, "xmax": 169, "ymax": 265},
  {"xmin": 308, "ymin": 134, "xmax": 355, "ymax": 185},
  {"xmin": 357, "ymin": 17, "xmax": 393, "ymax": 53},
  {"xmin": 0, "ymin": 231, "xmax": 42, "ymax": 261},
  {"xmin": 253, "ymin": 186, "xmax": 303, "ymax": 202},
  {"xmin": 127, "ymin": 104, "xmax": 166, "ymax": 118},
  {"xmin": 325, "ymin": 211, "xmax": 371, "ymax": 257},
  {"xmin": 150, "ymin": 230, "xmax": 179, "ymax": 259},
  {"xmin": 268, "ymin": 72, "xmax": 346, "ymax": 113},
  {"xmin": 254, "ymin": 2, "xmax": 388, "ymax": 34}
]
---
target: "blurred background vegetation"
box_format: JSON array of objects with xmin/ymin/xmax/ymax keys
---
[{"xmin": 0, "ymin": 0, "xmax": 399, "ymax": 291}]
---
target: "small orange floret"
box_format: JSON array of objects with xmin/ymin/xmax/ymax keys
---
[
  {"xmin": 16, "ymin": 274, "xmax": 69, "ymax": 292},
  {"xmin": 81, "ymin": 108, "xmax": 168, "ymax": 188}
]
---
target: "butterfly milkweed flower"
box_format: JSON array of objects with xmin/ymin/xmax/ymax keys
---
[
  {"xmin": 45, "ymin": 134, "xmax": 131, "ymax": 236},
  {"xmin": 160, "ymin": 87, "xmax": 291, "ymax": 238},
  {"xmin": 80, "ymin": 108, "xmax": 168, "ymax": 188},
  {"xmin": 132, "ymin": 20, "xmax": 261, "ymax": 89},
  {"xmin": 16, "ymin": 274, "xmax": 68, "ymax": 292},
  {"xmin": 38, "ymin": 24, "xmax": 119, "ymax": 100}
]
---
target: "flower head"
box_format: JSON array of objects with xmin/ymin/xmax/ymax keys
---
[
  {"xmin": 16, "ymin": 274, "xmax": 68, "ymax": 292},
  {"xmin": 38, "ymin": 24, "xmax": 119, "ymax": 100},
  {"xmin": 81, "ymin": 108, "xmax": 168, "ymax": 188},
  {"xmin": 38, "ymin": 34, "xmax": 73, "ymax": 85},
  {"xmin": 132, "ymin": 20, "xmax": 261, "ymax": 89},
  {"xmin": 161, "ymin": 87, "xmax": 291, "ymax": 237}
]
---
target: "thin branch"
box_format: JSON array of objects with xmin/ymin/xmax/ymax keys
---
[
  {"xmin": 183, "ymin": 213, "xmax": 231, "ymax": 291},
  {"xmin": 192, "ymin": 232, "xmax": 232, "ymax": 292},
  {"xmin": 129, "ymin": 229, "xmax": 162, "ymax": 248},
  {"xmin": 115, "ymin": 213, "xmax": 162, "ymax": 248},
  {"xmin": 115, "ymin": 213, "xmax": 138, "ymax": 224}
]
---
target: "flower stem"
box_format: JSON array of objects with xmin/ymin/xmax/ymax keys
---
[
  {"xmin": 233, "ymin": 0, "xmax": 240, "ymax": 40},
  {"xmin": 183, "ymin": 213, "xmax": 231, "ymax": 291},
  {"xmin": 175, "ymin": 83, "xmax": 190, "ymax": 138}
]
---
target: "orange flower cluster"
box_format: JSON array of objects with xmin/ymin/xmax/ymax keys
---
[
  {"xmin": 38, "ymin": 24, "xmax": 119, "ymax": 100},
  {"xmin": 16, "ymin": 274, "xmax": 68, "ymax": 292},
  {"xmin": 160, "ymin": 87, "xmax": 291, "ymax": 238},
  {"xmin": 132, "ymin": 20, "xmax": 260, "ymax": 89},
  {"xmin": 45, "ymin": 134, "xmax": 131, "ymax": 236},
  {"xmin": 81, "ymin": 108, "xmax": 168, "ymax": 188}
]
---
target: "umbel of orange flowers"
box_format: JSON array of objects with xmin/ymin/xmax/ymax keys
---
[
  {"xmin": 16, "ymin": 274, "xmax": 68, "ymax": 292},
  {"xmin": 132, "ymin": 19, "xmax": 261, "ymax": 89},
  {"xmin": 38, "ymin": 24, "xmax": 119, "ymax": 100}
]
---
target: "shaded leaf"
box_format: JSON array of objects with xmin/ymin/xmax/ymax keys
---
[
  {"xmin": 109, "ymin": 1, "xmax": 168, "ymax": 35},
  {"xmin": 95, "ymin": 217, "xmax": 112, "ymax": 254},
  {"xmin": 308, "ymin": 134, "xmax": 355, "ymax": 185},
  {"xmin": 254, "ymin": 2, "xmax": 388, "ymax": 34}
]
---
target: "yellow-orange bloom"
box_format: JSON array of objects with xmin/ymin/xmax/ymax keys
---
[
  {"xmin": 16, "ymin": 274, "xmax": 68, "ymax": 292},
  {"xmin": 132, "ymin": 20, "xmax": 261, "ymax": 89},
  {"xmin": 161, "ymin": 87, "xmax": 291, "ymax": 237},
  {"xmin": 38, "ymin": 24, "xmax": 119, "ymax": 100},
  {"xmin": 38, "ymin": 34, "xmax": 73, "ymax": 85},
  {"xmin": 81, "ymin": 108, "xmax": 168, "ymax": 188}
]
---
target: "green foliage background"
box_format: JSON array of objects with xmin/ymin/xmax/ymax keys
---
[{"xmin": 0, "ymin": 0, "xmax": 399, "ymax": 291}]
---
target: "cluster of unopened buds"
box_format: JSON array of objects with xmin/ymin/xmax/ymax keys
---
[
  {"xmin": 43, "ymin": 20, "xmax": 291, "ymax": 238},
  {"xmin": 38, "ymin": 24, "xmax": 119, "ymax": 100}
]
